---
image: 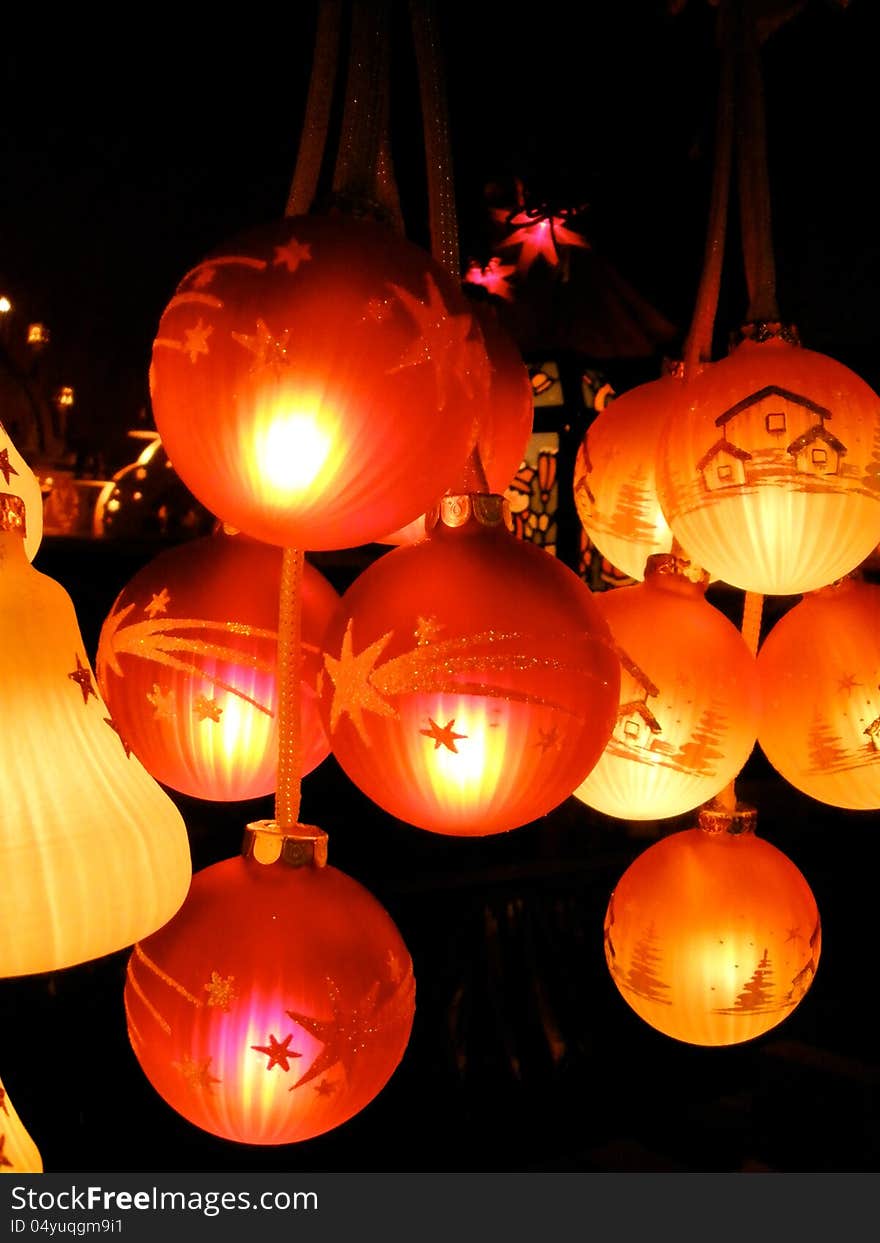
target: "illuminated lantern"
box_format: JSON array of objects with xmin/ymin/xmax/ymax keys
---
[
  {"xmin": 380, "ymin": 305, "xmax": 533, "ymax": 544},
  {"xmin": 125, "ymin": 822, "xmax": 415, "ymax": 1146},
  {"xmin": 0, "ymin": 492, "xmax": 191, "ymax": 978},
  {"xmin": 0, "ymin": 421, "xmax": 42, "ymax": 561},
  {"xmin": 320, "ymin": 494, "xmax": 620, "ymax": 836},
  {"xmin": 605, "ymin": 804, "xmax": 821, "ymax": 1046},
  {"xmin": 757, "ymin": 574, "xmax": 880, "ymax": 809},
  {"xmin": 96, "ymin": 530, "xmax": 338, "ymax": 802},
  {"xmin": 0, "ymin": 1072, "xmax": 42, "ymax": 1174},
  {"xmin": 656, "ymin": 327, "xmax": 880, "ymax": 595},
  {"xmin": 573, "ymin": 366, "xmax": 687, "ymax": 581},
  {"xmin": 573, "ymin": 554, "xmax": 761, "ymax": 821},
  {"xmin": 149, "ymin": 213, "xmax": 490, "ymax": 551}
]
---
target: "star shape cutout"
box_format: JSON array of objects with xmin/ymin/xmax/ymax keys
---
[
  {"xmin": 785, "ymin": 927, "xmax": 804, "ymax": 943},
  {"xmin": 313, "ymin": 1079, "xmax": 336, "ymax": 1097},
  {"xmin": 173, "ymin": 1054, "xmax": 221, "ymax": 1093},
  {"xmin": 0, "ymin": 1133, "xmax": 12, "ymax": 1169},
  {"xmin": 386, "ymin": 274, "xmax": 480, "ymax": 409},
  {"xmin": 204, "ymin": 972, "xmax": 237, "ymax": 1011},
  {"xmin": 67, "ymin": 653, "xmax": 97, "ymax": 705},
  {"xmin": 420, "ymin": 717, "xmax": 467, "ymax": 753},
  {"xmin": 181, "ymin": 319, "xmax": 212, "ymax": 363},
  {"xmin": 494, "ymin": 209, "xmax": 588, "ymax": 272},
  {"xmin": 144, "ymin": 587, "xmax": 171, "ymax": 618},
  {"xmin": 232, "ymin": 318, "xmax": 291, "ymax": 372},
  {"xmin": 323, "ymin": 620, "xmax": 398, "ymax": 743},
  {"xmin": 147, "ymin": 684, "xmax": 176, "ymax": 720},
  {"xmin": 273, "ymin": 238, "xmax": 312, "ymax": 273},
  {"xmin": 96, "ymin": 602, "xmax": 136, "ymax": 682},
  {"xmin": 837, "ymin": 673, "xmax": 862, "ymax": 694},
  {"xmin": 251, "ymin": 1032, "xmax": 301, "ymax": 1072},
  {"xmin": 0, "ymin": 447, "xmax": 19, "ymax": 485},
  {"xmin": 414, "ymin": 615, "xmax": 443, "ymax": 646},
  {"xmin": 104, "ymin": 717, "xmax": 132, "ymax": 757},
  {"xmin": 286, "ymin": 981, "xmax": 382, "ymax": 1091},
  {"xmin": 193, "ymin": 693, "xmax": 223, "ymax": 723}
]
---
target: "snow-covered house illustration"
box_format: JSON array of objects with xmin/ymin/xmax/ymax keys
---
[
  {"xmin": 864, "ymin": 713, "xmax": 880, "ymax": 749},
  {"xmin": 698, "ymin": 385, "xmax": 846, "ymax": 491},
  {"xmin": 612, "ymin": 648, "xmax": 662, "ymax": 750}
]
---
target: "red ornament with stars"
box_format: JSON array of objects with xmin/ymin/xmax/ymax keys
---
[
  {"xmin": 124, "ymin": 824, "xmax": 415, "ymax": 1146},
  {"xmin": 149, "ymin": 214, "xmax": 490, "ymax": 551}
]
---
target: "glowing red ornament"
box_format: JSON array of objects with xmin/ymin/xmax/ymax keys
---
[
  {"xmin": 573, "ymin": 555, "xmax": 761, "ymax": 821},
  {"xmin": 320, "ymin": 494, "xmax": 620, "ymax": 836},
  {"xmin": 605, "ymin": 806, "xmax": 821, "ymax": 1046},
  {"xmin": 125, "ymin": 824, "xmax": 415, "ymax": 1146},
  {"xmin": 757, "ymin": 574, "xmax": 880, "ymax": 810},
  {"xmin": 656, "ymin": 330, "xmax": 880, "ymax": 595},
  {"xmin": 149, "ymin": 214, "xmax": 490, "ymax": 551},
  {"xmin": 97, "ymin": 530, "xmax": 338, "ymax": 801}
]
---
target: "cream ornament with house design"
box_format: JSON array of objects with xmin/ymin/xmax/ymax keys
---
[
  {"xmin": 0, "ymin": 422, "xmax": 43, "ymax": 561},
  {"xmin": 573, "ymin": 554, "xmax": 761, "ymax": 821},
  {"xmin": 655, "ymin": 328, "xmax": 880, "ymax": 595},
  {"xmin": 757, "ymin": 574, "xmax": 880, "ymax": 809}
]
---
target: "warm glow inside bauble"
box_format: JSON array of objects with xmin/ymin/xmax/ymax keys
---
[
  {"xmin": 125, "ymin": 824, "xmax": 415, "ymax": 1146},
  {"xmin": 149, "ymin": 213, "xmax": 490, "ymax": 550},
  {"xmin": 379, "ymin": 303, "xmax": 533, "ymax": 545},
  {"xmin": 96, "ymin": 530, "xmax": 338, "ymax": 801},
  {"xmin": 605, "ymin": 807, "xmax": 821, "ymax": 1046},
  {"xmin": 319, "ymin": 494, "xmax": 620, "ymax": 836},
  {"xmin": 757, "ymin": 574, "xmax": 880, "ymax": 809},
  {"xmin": 0, "ymin": 494, "xmax": 191, "ymax": 978},
  {"xmin": 573, "ymin": 368, "xmax": 684, "ymax": 580},
  {"xmin": 573, "ymin": 555, "xmax": 761, "ymax": 820},
  {"xmin": 0, "ymin": 421, "xmax": 43, "ymax": 562},
  {"xmin": 0, "ymin": 1072, "xmax": 42, "ymax": 1174},
  {"xmin": 656, "ymin": 329, "xmax": 880, "ymax": 595}
]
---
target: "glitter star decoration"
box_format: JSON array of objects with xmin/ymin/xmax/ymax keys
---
[
  {"xmin": 414, "ymin": 615, "xmax": 443, "ymax": 646},
  {"xmin": 273, "ymin": 238, "xmax": 312, "ymax": 273},
  {"xmin": 286, "ymin": 981, "xmax": 384, "ymax": 1091},
  {"xmin": 0, "ymin": 447, "xmax": 19, "ymax": 486},
  {"xmin": 182, "ymin": 319, "xmax": 212, "ymax": 364},
  {"xmin": 386, "ymin": 274, "xmax": 484, "ymax": 408},
  {"xmin": 144, "ymin": 588, "xmax": 171, "ymax": 619},
  {"xmin": 104, "ymin": 717, "xmax": 132, "ymax": 758},
  {"xmin": 147, "ymin": 684, "xmax": 176, "ymax": 720},
  {"xmin": 251, "ymin": 1032, "xmax": 301, "ymax": 1072},
  {"xmin": 323, "ymin": 620, "xmax": 398, "ymax": 743},
  {"xmin": 173, "ymin": 1054, "xmax": 221, "ymax": 1093},
  {"xmin": 193, "ymin": 693, "xmax": 223, "ymax": 723},
  {"xmin": 95, "ymin": 602, "xmax": 136, "ymax": 683},
  {"xmin": 232, "ymin": 318, "xmax": 291, "ymax": 372},
  {"xmin": 420, "ymin": 718, "xmax": 467, "ymax": 753},
  {"xmin": 67, "ymin": 653, "xmax": 97, "ymax": 705},
  {"xmin": 204, "ymin": 972, "xmax": 237, "ymax": 1011}
]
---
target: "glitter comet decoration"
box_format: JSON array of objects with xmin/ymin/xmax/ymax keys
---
[
  {"xmin": 605, "ymin": 805, "xmax": 821, "ymax": 1047},
  {"xmin": 149, "ymin": 214, "xmax": 491, "ymax": 551},
  {"xmin": 320, "ymin": 494, "xmax": 620, "ymax": 836},
  {"xmin": 125, "ymin": 824, "xmax": 415, "ymax": 1146},
  {"xmin": 96, "ymin": 530, "xmax": 338, "ymax": 801}
]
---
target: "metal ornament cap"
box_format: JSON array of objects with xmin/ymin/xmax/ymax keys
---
[
  {"xmin": 243, "ymin": 820, "xmax": 329, "ymax": 868},
  {"xmin": 425, "ymin": 492, "xmax": 511, "ymax": 532},
  {"xmin": 697, "ymin": 801, "xmax": 758, "ymax": 837},
  {"xmin": 0, "ymin": 492, "xmax": 27, "ymax": 535}
]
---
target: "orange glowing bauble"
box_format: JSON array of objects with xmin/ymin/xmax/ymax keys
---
[
  {"xmin": 125, "ymin": 824, "xmax": 415, "ymax": 1146},
  {"xmin": 757, "ymin": 575, "xmax": 880, "ymax": 809},
  {"xmin": 319, "ymin": 495, "xmax": 620, "ymax": 836},
  {"xmin": 96, "ymin": 531, "xmax": 338, "ymax": 801},
  {"xmin": 605, "ymin": 808, "xmax": 821, "ymax": 1046},
  {"xmin": 573, "ymin": 555, "xmax": 761, "ymax": 820},
  {"xmin": 380, "ymin": 305, "xmax": 533, "ymax": 544},
  {"xmin": 573, "ymin": 369, "xmax": 684, "ymax": 581},
  {"xmin": 656, "ymin": 330, "xmax": 880, "ymax": 595},
  {"xmin": 149, "ymin": 213, "xmax": 490, "ymax": 551}
]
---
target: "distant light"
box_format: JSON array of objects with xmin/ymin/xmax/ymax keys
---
[
  {"xmin": 55, "ymin": 386, "xmax": 75, "ymax": 408},
  {"xmin": 0, "ymin": 296, "xmax": 11, "ymax": 314},
  {"xmin": 27, "ymin": 323, "xmax": 49, "ymax": 346}
]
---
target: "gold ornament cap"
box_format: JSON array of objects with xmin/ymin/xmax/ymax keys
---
[
  {"xmin": 243, "ymin": 820, "xmax": 328, "ymax": 868},
  {"xmin": 644, "ymin": 552, "xmax": 710, "ymax": 591},
  {"xmin": 698, "ymin": 801, "xmax": 757, "ymax": 837},
  {"xmin": 426, "ymin": 493, "xmax": 511, "ymax": 532},
  {"xmin": 0, "ymin": 492, "xmax": 27, "ymax": 536},
  {"xmin": 732, "ymin": 321, "xmax": 801, "ymax": 348}
]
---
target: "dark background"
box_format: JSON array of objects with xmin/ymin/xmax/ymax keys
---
[{"xmin": 2, "ymin": 0, "xmax": 880, "ymax": 1174}]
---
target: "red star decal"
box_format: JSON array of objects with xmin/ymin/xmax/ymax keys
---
[
  {"xmin": 420, "ymin": 718, "xmax": 467, "ymax": 753},
  {"xmin": 0, "ymin": 448, "xmax": 19, "ymax": 486},
  {"xmin": 251, "ymin": 1032, "xmax": 301, "ymax": 1072},
  {"xmin": 387, "ymin": 275, "xmax": 483, "ymax": 408},
  {"xmin": 103, "ymin": 717, "xmax": 132, "ymax": 757},
  {"xmin": 67, "ymin": 653, "xmax": 97, "ymax": 705}
]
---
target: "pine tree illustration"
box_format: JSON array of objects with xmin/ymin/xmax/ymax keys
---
[
  {"xmin": 720, "ymin": 947, "xmax": 775, "ymax": 1013},
  {"xmin": 621, "ymin": 924, "xmax": 672, "ymax": 1005},
  {"xmin": 674, "ymin": 704, "xmax": 727, "ymax": 776},
  {"xmin": 606, "ymin": 472, "xmax": 658, "ymax": 542},
  {"xmin": 806, "ymin": 712, "xmax": 851, "ymax": 773}
]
